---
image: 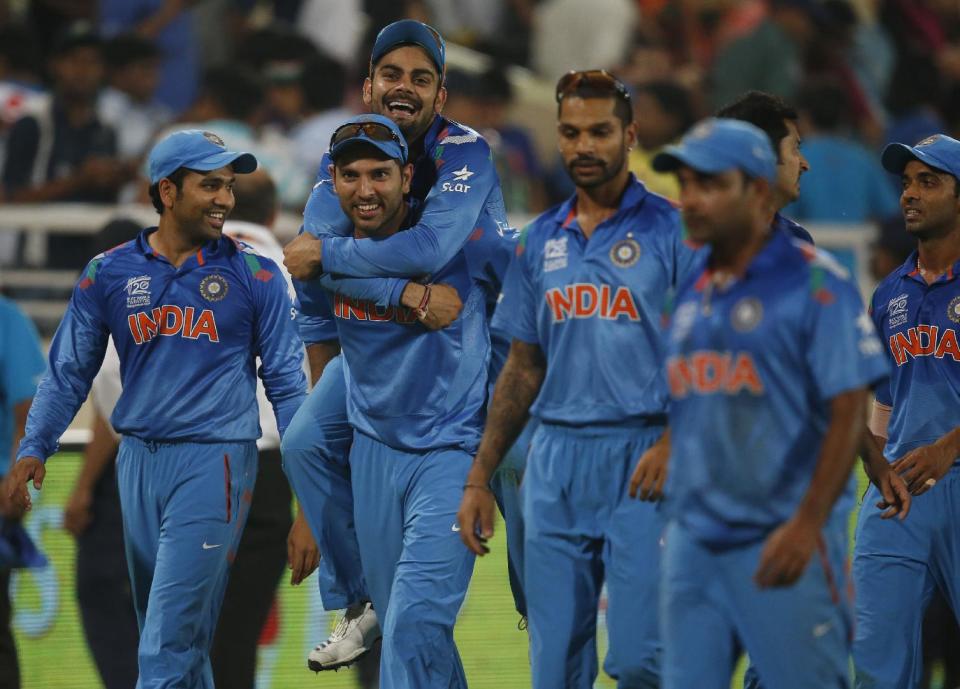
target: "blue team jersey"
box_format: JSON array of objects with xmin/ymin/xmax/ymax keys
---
[
  {"xmin": 870, "ymin": 251, "xmax": 960, "ymax": 463},
  {"xmin": 492, "ymin": 175, "xmax": 698, "ymax": 425},
  {"xmin": 19, "ymin": 229, "xmax": 307, "ymax": 461},
  {"xmin": 298, "ymin": 203, "xmax": 489, "ymax": 453},
  {"xmin": 773, "ymin": 211, "xmax": 814, "ymax": 244},
  {"xmin": 664, "ymin": 229, "xmax": 888, "ymax": 546},
  {"xmin": 0, "ymin": 297, "xmax": 46, "ymax": 474},
  {"xmin": 294, "ymin": 117, "xmax": 511, "ymax": 350}
]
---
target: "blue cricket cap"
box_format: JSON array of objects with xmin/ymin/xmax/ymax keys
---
[
  {"xmin": 370, "ymin": 20, "xmax": 445, "ymax": 77},
  {"xmin": 148, "ymin": 129, "xmax": 258, "ymax": 184},
  {"xmin": 881, "ymin": 134, "xmax": 960, "ymax": 180},
  {"xmin": 652, "ymin": 117, "xmax": 777, "ymax": 182},
  {"xmin": 329, "ymin": 114, "xmax": 408, "ymax": 164}
]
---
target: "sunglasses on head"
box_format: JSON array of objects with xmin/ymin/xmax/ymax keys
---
[
  {"xmin": 555, "ymin": 69, "xmax": 631, "ymax": 104},
  {"xmin": 330, "ymin": 122, "xmax": 407, "ymax": 159}
]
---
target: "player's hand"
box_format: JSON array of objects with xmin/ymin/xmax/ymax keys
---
[
  {"xmin": 64, "ymin": 485, "xmax": 94, "ymax": 537},
  {"xmin": 890, "ymin": 440, "xmax": 955, "ymax": 496},
  {"xmin": 287, "ymin": 509, "xmax": 320, "ymax": 585},
  {"xmin": 754, "ymin": 514, "xmax": 819, "ymax": 589},
  {"xmin": 283, "ymin": 233, "xmax": 323, "ymax": 281},
  {"xmin": 629, "ymin": 431, "xmax": 670, "ymax": 501},
  {"xmin": 872, "ymin": 462, "xmax": 911, "ymax": 520},
  {"xmin": 0, "ymin": 476, "xmax": 26, "ymax": 520},
  {"xmin": 418, "ymin": 283, "xmax": 462, "ymax": 330},
  {"xmin": 457, "ymin": 476, "xmax": 495, "ymax": 556},
  {"xmin": 5, "ymin": 456, "xmax": 45, "ymax": 514}
]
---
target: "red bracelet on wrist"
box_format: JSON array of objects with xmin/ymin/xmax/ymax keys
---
[{"xmin": 416, "ymin": 284, "xmax": 432, "ymax": 318}]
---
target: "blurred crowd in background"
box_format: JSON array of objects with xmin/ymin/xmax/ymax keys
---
[{"xmin": 1, "ymin": 0, "xmax": 959, "ymax": 268}]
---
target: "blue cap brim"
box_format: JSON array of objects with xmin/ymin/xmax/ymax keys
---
[
  {"xmin": 190, "ymin": 151, "xmax": 258, "ymax": 175},
  {"xmin": 881, "ymin": 143, "xmax": 950, "ymax": 176},
  {"xmin": 330, "ymin": 138, "xmax": 405, "ymax": 164},
  {"xmin": 652, "ymin": 145, "xmax": 733, "ymax": 175}
]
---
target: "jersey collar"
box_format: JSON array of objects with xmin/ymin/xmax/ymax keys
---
[
  {"xmin": 551, "ymin": 174, "xmax": 649, "ymax": 234},
  {"xmin": 895, "ymin": 249, "xmax": 960, "ymax": 285},
  {"xmin": 693, "ymin": 227, "xmax": 793, "ymax": 292},
  {"xmin": 136, "ymin": 227, "xmax": 229, "ymax": 266}
]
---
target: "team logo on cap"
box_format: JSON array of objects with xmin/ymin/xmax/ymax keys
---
[
  {"xmin": 199, "ymin": 274, "xmax": 229, "ymax": 302},
  {"xmin": 202, "ymin": 131, "xmax": 225, "ymax": 147},
  {"xmin": 731, "ymin": 297, "xmax": 763, "ymax": 332},
  {"xmin": 916, "ymin": 135, "xmax": 940, "ymax": 147},
  {"xmin": 610, "ymin": 238, "xmax": 641, "ymax": 268},
  {"xmin": 690, "ymin": 121, "xmax": 713, "ymax": 139},
  {"xmin": 948, "ymin": 296, "xmax": 960, "ymax": 324}
]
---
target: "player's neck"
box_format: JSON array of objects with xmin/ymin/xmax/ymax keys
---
[
  {"xmin": 574, "ymin": 169, "xmax": 629, "ymax": 239},
  {"xmin": 710, "ymin": 219, "xmax": 771, "ymax": 276},
  {"xmin": 151, "ymin": 222, "xmax": 209, "ymax": 268},
  {"xmin": 917, "ymin": 226, "xmax": 960, "ymax": 283}
]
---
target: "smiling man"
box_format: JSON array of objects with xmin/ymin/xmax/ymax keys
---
[
  {"xmin": 6, "ymin": 129, "xmax": 307, "ymax": 689},
  {"xmin": 293, "ymin": 115, "xmax": 487, "ymax": 689},
  {"xmin": 278, "ymin": 20, "xmax": 529, "ymax": 675}
]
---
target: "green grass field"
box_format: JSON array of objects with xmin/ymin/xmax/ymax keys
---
[{"xmin": 16, "ymin": 456, "xmax": 944, "ymax": 688}]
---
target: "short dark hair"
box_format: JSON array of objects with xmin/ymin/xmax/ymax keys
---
[
  {"xmin": 231, "ymin": 172, "xmax": 278, "ymax": 226},
  {"xmin": 148, "ymin": 167, "xmax": 191, "ymax": 213},
  {"xmin": 716, "ymin": 91, "xmax": 798, "ymax": 162},
  {"xmin": 636, "ymin": 80, "xmax": 696, "ymax": 135},
  {"xmin": 557, "ymin": 86, "xmax": 633, "ymax": 126}
]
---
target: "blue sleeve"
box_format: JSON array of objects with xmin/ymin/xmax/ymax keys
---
[
  {"xmin": 320, "ymin": 138, "xmax": 502, "ymax": 277},
  {"xmin": 804, "ymin": 268, "xmax": 889, "ymax": 401},
  {"xmin": 672, "ymin": 223, "xmax": 702, "ymax": 288},
  {"xmin": 17, "ymin": 262, "xmax": 109, "ymax": 462},
  {"xmin": 491, "ymin": 226, "xmax": 539, "ymax": 344},
  {"xmin": 251, "ymin": 258, "xmax": 308, "ymax": 438},
  {"xmin": 315, "ymin": 273, "xmax": 408, "ymax": 307},
  {"xmin": 869, "ymin": 287, "xmax": 893, "ymax": 406},
  {"xmin": 0, "ymin": 301, "xmax": 45, "ymax": 407},
  {"xmin": 292, "ymin": 278, "xmax": 338, "ymax": 345}
]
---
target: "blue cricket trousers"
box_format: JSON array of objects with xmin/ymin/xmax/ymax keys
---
[
  {"xmin": 524, "ymin": 421, "xmax": 665, "ymax": 689},
  {"xmin": 117, "ymin": 436, "xmax": 257, "ymax": 689}
]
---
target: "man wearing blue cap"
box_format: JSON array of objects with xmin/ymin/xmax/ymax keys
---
[
  {"xmin": 280, "ymin": 18, "xmax": 528, "ymax": 673},
  {"xmin": 853, "ymin": 134, "xmax": 960, "ymax": 687},
  {"xmin": 7, "ymin": 129, "xmax": 307, "ymax": 688},
  {"xmin": 456, "ymin": 70, "xmax": 696, "ymax": 689},
  {"xmin": 651, "ymin": 118, "xmax": 888, "ymax": 688},
  {"xmin": 289, "ymin": 114, "xmax": 486, "ymax": 688}
]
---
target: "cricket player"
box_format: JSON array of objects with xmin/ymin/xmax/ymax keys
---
[
  {"xmin": 458, "ymin": 69, "xmax": 696, "ymax": 689},
  {"xmin": 854, "ymin": 133, "xmax": 960, "ymax": 687},
  {"xmin": 294, "ymin": 114, "xmax": 485, "ymax": 688},
  {"xmin": 651, "ymin": 118, "xmax": 888, "ymax": 688},
  {"xmin": 280, "ymin": 19, "xmax": 528, "ymax": 670},
  {"xmin": 7, "ymin": 129, "xmax": 307, "ymax": 688}
]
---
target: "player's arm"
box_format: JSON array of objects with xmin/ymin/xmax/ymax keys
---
[
  {"xmin": 252, "ymin": 259, "xmax": 309, "ymax": 439},
  {"xmin": 458, "ymin": 337, "xmax": 546, "ymax": 557},
  {"xmin": 7, "ymin": 264, "xmax": 110, "ymax": 511},
  {"xmin": 889, "ymin": 424, "xmax": 960, "ymax": 497},
  {"xmin": 64, "ymin": 406, "xmax": 119, "ymax": 536},
  {"xmin": 755, "ymin": 387, "xmax": 867, "ymax": 589},
  {"xmin": 315, "ymin": 141, "xmax": 501, "ymax": 278},
  {"xmin": 755, "ymin": 277, "xmax": 889, "ymax": 588}
]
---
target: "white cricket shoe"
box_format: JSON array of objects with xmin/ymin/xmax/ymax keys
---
[{"xmin": 307, "ymin": 601, "xmax": 381, "ymax": 671}]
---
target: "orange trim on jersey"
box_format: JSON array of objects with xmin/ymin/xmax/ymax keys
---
[
  {"xmin": 224, "ymin": 454, "xmax": 232, "ymax": 522},
  {"xmin": 197, "ymin": 249, "xmax": 205, "ymax": 266},
  {"xmin": 561, "ymin": 206, "xmax": 577, "ymax": 229},
  {"xmin": 816, "ymin": 536, "xmax": 841, "ymax": 606}
]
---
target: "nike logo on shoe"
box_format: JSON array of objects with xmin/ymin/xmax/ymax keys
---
[
  {"xmin": 202, "ymin": 542, "xmax": 222, "ymax": 550},
  {"xmin": 451, "ymin": 524, "xmax": 461, "ymax": 532}
]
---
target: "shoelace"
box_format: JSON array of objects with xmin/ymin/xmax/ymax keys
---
[{"xmin": 316, "ymin": 615, "xmax": 351, "ymax": 649}]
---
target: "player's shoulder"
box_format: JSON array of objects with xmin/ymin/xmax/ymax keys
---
[
  {"xmin": 517, "ymin": 201, "xmax": 569, "ymax": 253},
  {"xmin": 0, "ymin": 294, "xmax": 29, "ymax": 325},
  {"xmin": 870, "ymin": 264, "xmax": 911, "ymax": 314},
  {"xmin": 781, "ymin": 236, "xmax": 866, "ymax": 309},
  {"xmin": 224, "ymin": 237, "xmax": 285, "ymax": 286},
  {"xmin": 432, "ymin": 118, "xmax": 492, "ymax": 158},
  {"xmin": 81, "ymin": 238, "xmax": 141, "ymax": 284}
]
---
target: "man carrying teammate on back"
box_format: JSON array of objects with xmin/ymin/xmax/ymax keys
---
[
  {"xmin": 457, "ymin": 69, "xmax": 696, "ymax": 689},
  {"xmin": 281, "ymin": 19, "xmax": 527, "ymax": 672},
  {"xmin": 294, "ymin": 114, "xmax": 485, "ymax": 688},
  {"xmin": 854, "ymin": 134, "xmax": 960, "ymax": 687},
  {"xmin": 7, "ymin": 129, "xmax": 307, "ymax": 688},
  {"xmin": 651, "ymin": 118, "xmax": 888, "ymax": 688}
]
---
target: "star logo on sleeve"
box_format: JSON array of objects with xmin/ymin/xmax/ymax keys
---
[{"xmin": 452, "ymin": 165, "xmax": 474, "ymax": 182}]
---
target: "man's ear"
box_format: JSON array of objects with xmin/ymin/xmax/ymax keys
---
[
  {"xmin": 401, "ymin": 163, "xmax": 414, "ymax": 194},
  {"xmin": 362, "ymin": 77, "xmax": 373, "ymax": 108}
]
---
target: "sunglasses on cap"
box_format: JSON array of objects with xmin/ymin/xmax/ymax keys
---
[
  {"xmin": 329, "ymin": 121, "xmax": 407, "ymax": 158},
  {"xmin": 555, "ymin": 69, "xmax": 631, "ymax": 104}
]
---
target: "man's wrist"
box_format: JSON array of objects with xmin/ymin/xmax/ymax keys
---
[{"xmin": 400, "ymin": 282, "xmax": 427, "ymax": 309}]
